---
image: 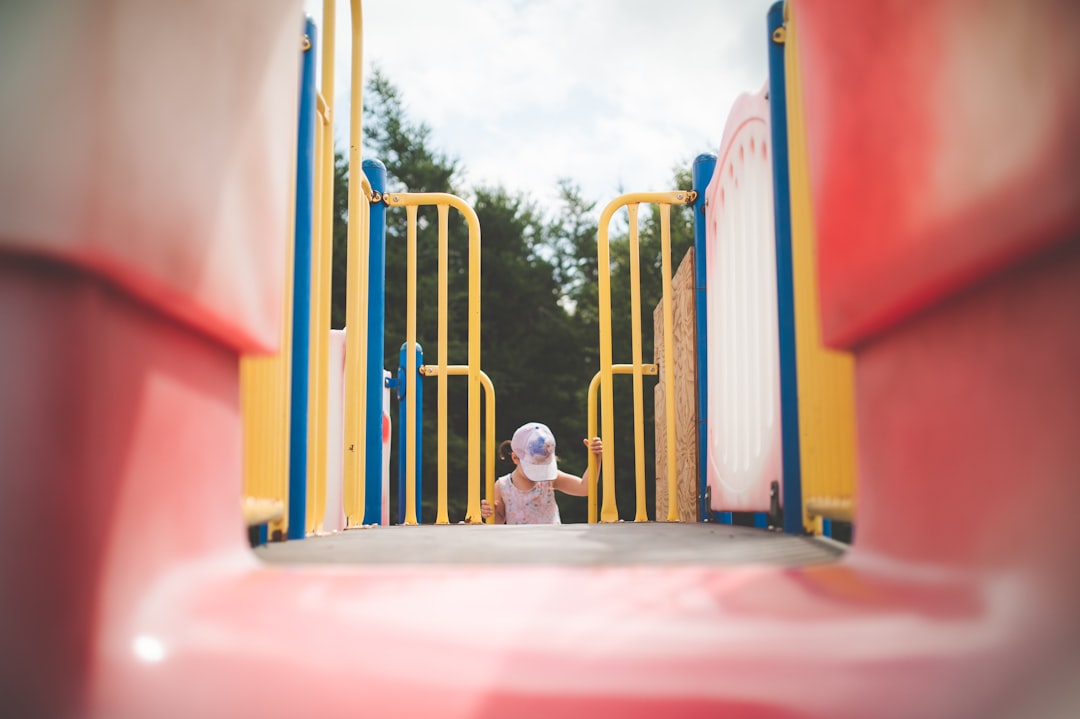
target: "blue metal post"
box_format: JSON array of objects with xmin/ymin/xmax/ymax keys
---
[
  {"xmin": 396, "ymin": 342, "xmax": 424, "ymax": 524},
  {"xmin": 719, "ymin": 512, "xmax": 733, "ymax": 525},
  {"xmin": 692, "ymin": 153, "xmax": 717, "ymax": 522},
  {"xmin": 823, "ymin": 518, "xmax": 833, "ymax": 538},
  {"xmin": 287, "ymin": 18, "xmax": 317, "ymax": 540},
  {"xmin": 754, "ymin": 512, "xmax": 769, "ymax": 529},
  {"xmin": 362, "ymin": 159, "xmax": 388, "ymax": 524},
  {"xmin": 767, "ymin": 2, "xmax": 805, "ymax": 535}
]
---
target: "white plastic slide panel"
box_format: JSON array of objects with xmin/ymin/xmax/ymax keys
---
[
  {"xmin": 324, "ymin": 330, "xmax": 347, "ymax": 533},
  {"xmin": 704, "ymin": 87, "xmax": 782, "ymax": 513}
]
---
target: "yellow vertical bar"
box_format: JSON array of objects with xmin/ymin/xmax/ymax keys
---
[
  {"xmin": 404, "ymin": 204, "xmax": 419, "ymax": 525},
  {"xmin": 467, "ymin": 198, "xmax": 482, "ymax": 525},
  {"xmin": 596, "ymin": 203, "xmax": 619, "ymax": 523},
  {"xmin": 587, "ymin": 372, "xmax": 600, "ymax": 524},
  {"xmin": 436, "ymin": 204, "xmax": 450, "ymax": 525},
  {"xmin": 482, "ymin": 372, "xmax": 496, "ymax": 524},
  {"xmin": 659, "ymin": 204, "xmax": 679, "ymax": 521},
  {"xmin": 627, "ymin": 204, "xmax": 647, "ymax": 522},
  {"xmin": 342, "ymin": 0, "xmax": 367, "ymax": 527},
  {"xmin": 310, "ymin": 0, "xmax": 337, "ymax": 533}
]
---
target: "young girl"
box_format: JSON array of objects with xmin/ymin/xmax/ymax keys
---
[{"xmin": 479, "ymin": 422, "xmax": 603, "ymax": 524}]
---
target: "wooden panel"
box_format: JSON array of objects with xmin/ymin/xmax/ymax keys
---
[{"xmin": 654, "ymin": 249, "xmax": 699, "ymax": 522}]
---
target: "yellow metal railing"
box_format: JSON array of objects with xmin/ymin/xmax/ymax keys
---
[
  {"xmin": 420, "ymin": 365, "xmax": 497, "ymax": 524},
  {"xmin": 596, "ymin": 191, "xmax": 695, "ymax": 523},
  {"xmin": 585, "ymin": 364, "xmax": 658, "ymax": 523},
  {"xmin": 783, "ymin": 3, "xmax": 857, "ymax": 530},
  {"xmin": 384, "ymin": 192, "xmax": 486, "ymax": 525},
  {"xmin": 341, "ymin": 0, "xmax": 371, "ymax": 528}
]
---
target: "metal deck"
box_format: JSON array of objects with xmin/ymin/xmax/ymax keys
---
[{"xmin": 255, "ymin": 522, "xmax": 845, "ymax": 566}]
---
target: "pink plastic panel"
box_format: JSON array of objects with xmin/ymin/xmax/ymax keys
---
[
  {"xmin": 0, "ymin": 0, "xmax": 303, "ymax": 353},
  {"xmin": 704, "ymin": 88, "xmax": 781, "ymax": 513},
  {"xmin": 795, "ymin": 0, "xmax": 1080, "ymax": 349}
]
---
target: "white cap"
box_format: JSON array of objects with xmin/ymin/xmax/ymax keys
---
[{"xmin": 511, "ymin": 422, "xmax": 558, "ymax": 482}]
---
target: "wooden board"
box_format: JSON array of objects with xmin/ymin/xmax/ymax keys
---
[{"xmin": 654, "ymin": 249, "xmax": 699, "ymax": 522}]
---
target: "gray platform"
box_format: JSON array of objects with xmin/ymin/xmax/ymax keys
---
[{"xmin": 255, "ymin": 522, "xmax": 845, "ymax": 566}]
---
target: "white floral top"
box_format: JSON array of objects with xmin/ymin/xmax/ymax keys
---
[{"xmin": 496, "ymin": 473, "xmax": 561, "ymax": 525}]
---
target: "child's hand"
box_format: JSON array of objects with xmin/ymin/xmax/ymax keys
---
[
  {"xmin": 480, "ymin": 499, "xmax": 495, "ymax": 519},
  {"xmin": 582, "ymin": 436, "xmax": 602, "ymax": 459}
]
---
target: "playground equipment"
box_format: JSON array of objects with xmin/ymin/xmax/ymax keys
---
[
  {"xmin": 240, "ymin": 4, "xmax": 856, "ymax": 535},
  {"xmin": 3, "ymin": 0, "xmax": 1079, "ymax": 716}
]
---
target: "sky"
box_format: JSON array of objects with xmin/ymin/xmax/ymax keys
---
[{"xmin": 305, "ymin": 0, "xmax": 777, "ymax": 215}]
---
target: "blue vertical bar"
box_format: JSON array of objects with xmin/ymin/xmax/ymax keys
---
[
  {"xmin": 396, "ymin": 343, "xmax": 424, "ymax": 524},
  {"xmin": 754, "ymin": 512, "xmax": 769, "ymax": 529},
  {"xmin": 362, "ymin": 159, "xmax": 388, "ymax": 524},
  {"xmin": 692, "ymin": 153, "xmax": 717, "ymax": 522},
  {"xmin": 287, "ymin": 18, "xmax": 317, "ymax": 540},
  {"xmin": 767, "ymin": 2, "xmax": 804, "ymax": 536},
  {"xmin": 719, "ymin": 512, "xmax": 733, "ymax": 525},
  {"xmin": 822, "ymin": 518, "xmax": 833, "ymax": 538}
]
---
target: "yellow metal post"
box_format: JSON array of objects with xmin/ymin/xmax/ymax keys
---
[
  {"xmin": 482, "ymin": 371, "xmax": 495, "ymax": 524},
  {"xmin": 467, "ymin": 197, "xmax": 482, "ymax": 527},
  {"xmin": 596, "ymin": 200, "xmax": 619, "ymax": 523},
  {"xmin": 308, "ymin": 0, "xmax": 337, "ymax": 533},
  {"xmin": 587, "ymin": 372, "xmax": 600, "ymax": 524},
  {"xmin": 307, "ymin": 98, "xmax": 325, "ymax": 534},
  {"xmin": 626, "ymin": 205, "xmax": 648, "ymax": 522},
  {"xmin": 437, "ymin": 204, "xmax": 450, "ymax": 524},
  {"xmin": 342, "ymin": 0, "xmax": 368, "ymax": 527}
]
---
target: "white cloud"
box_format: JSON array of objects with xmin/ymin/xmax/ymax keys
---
[{"xmin": 306, "ymin": 0, "xmax": 775, "ymax": 214}]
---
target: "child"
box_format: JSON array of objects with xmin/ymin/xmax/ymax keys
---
[{"xmin": 479, "ymin": 422, "xmax": 603, "ymax": 524}]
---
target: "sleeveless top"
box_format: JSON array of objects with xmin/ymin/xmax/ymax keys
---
[{"xmin": 496, "ymin": 473, "xmax": 561, "ymax": 525}]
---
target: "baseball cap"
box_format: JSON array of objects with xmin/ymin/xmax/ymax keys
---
[{"xmin": 511, "ymin": 422, "xmax": 559, "ymax": 482}]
